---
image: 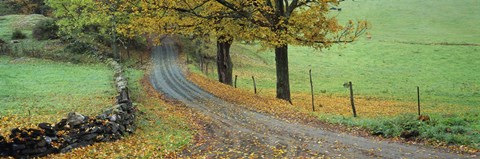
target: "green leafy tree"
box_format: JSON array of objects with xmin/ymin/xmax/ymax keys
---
[
  {"xmin": 46, "ymin": 0, "xmax": 130, "ymax": 58},
  {"xmin": 212, "ymin": 0, "xmax": 368, "ymax": 102},
  {"xmin": 120, "ymin": 1, "xmax": 247, "ymax": 86}
]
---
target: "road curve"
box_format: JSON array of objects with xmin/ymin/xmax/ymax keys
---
[{"xmin": 149, "ymin": 37, "xmax": 467, "ymax": 158}]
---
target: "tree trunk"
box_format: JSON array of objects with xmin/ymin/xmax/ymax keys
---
[
  {"xmin": 275, "ymin": 45, "xmax": 291, "ymax": 102},
  {"xmin": 216, "ymin": 36, "xmax": 233, "ymax": 85}
]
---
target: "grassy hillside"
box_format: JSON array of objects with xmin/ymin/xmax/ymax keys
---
[
  {"xmin": 0, "ymin": 14, "xmax": 49, "ymax": 40},
  {"xmin": 187, "ymin": 0, "xmax": 480, "ymax": 149},
  {"xmin": 192, "ymin": 0, "xmax": 480, "ymax": 109},
  {"xmin": 337, "ymin": 0, "xmax": 480, "ymax": 44},
  {"xmin": 0, "ymin": 56, "xmax": 115, "ymax": 135}
]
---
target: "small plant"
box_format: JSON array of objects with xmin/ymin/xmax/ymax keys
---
[
  {"xmin": 370, "ymin": 114, "xmax": 424, "ymax": 137},
  {"xmin": 32, "ymin": 19, "xmax": 58, "ymax": 40},
  {"xmin": 11, "ymin": 29, "xmax": 27, "ymax": 39}
]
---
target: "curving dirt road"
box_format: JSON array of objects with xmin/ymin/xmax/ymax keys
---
[{"xmin": 149, "ymin": 37, "xmax": 468, "ymax": 158}]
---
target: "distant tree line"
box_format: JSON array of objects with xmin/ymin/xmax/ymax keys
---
[{"xmin": 1, "ymin": 0, "xmax": 51, "ymax": 16}]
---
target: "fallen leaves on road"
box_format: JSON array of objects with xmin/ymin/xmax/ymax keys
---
[
  {"xmin": 188, "ymin": 72, "xmax": 317, "ymax": 124},
  {"xmin": 188, "ymin": 72, "xmax": 480, "ymax": 155}
]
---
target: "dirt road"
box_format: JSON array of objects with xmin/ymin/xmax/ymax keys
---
[{"xmin": 149, "ymin": 38, "xmax": 467, "ymax": 158}]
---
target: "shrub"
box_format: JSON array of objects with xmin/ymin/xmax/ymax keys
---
[
  {"xmin": 370, "ymin": 114, "xmax": 424, "ymax": 137},
  {"xmin": 12, "ymin": 29, "xmax": 27, "ymax": 39},
  {"xmin": 66, "ymin": 41, "xmax": 95, "ymax": 55},
  {"xmin": 0, "ymin": 1, "xmax": 16, "ymax": 16},
  {"xmin": 368, "ymin": 114, "xmax": 479, "ymax": 148},
  {"xmin": 32, "ymin": 19, "xmax": 58, "ymax": 40}
]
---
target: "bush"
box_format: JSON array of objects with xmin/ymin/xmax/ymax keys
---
[
  {"xmin": 12, "ymin": 29, "xmax": 27, "ymax": 39},
  {"xmin": 370, "ymin": 114, "xmax": 425, "ymax": 137},
  {"xmin": 0, "ymin": 1, "xmax": 16, "ymax": 16},
  {"xmin": 66, "ymin": 41, "xmax": 95, "ymax": 55},
  {"xmin": 368, "ymin": 114, "xmax": 479, "ymax": 148},
  {"xmin": 32, "ymin": 19, "xmax": 58, "ymax": 40}
]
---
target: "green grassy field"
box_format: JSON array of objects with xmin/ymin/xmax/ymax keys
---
[
  {"xmin": 191, "ymin": 0, "xmax": 480, "ymax": 108},
  {"xmin": 225, "ymin": 0, "xmax": 480, "ymax": 106},
  {"xmin": 0, "ymin": 14, "xmax": 116, "ymax": 122},
  {"xmin": 187, "ymin": 0, "xmax": 480, "ymax": 149},
  {"xmin": 0, "ymin": 56, "xmax": 115, "ymax": 131},
  {"xmin": 0, "ymin": 14, "xmax": 49, "ymax": 40}
]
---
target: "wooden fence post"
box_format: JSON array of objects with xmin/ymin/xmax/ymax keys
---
[
  {"xmin": 417, "ymin": 86, "xmax": 421, "ymax": 116},
  {"xmin": 349, "ymin": 81, "xmax": 357, "ymax": 117},
  {"xmin": 234, "ymin": 75, "xmax": 238, "ymax": 88},
  {"xmin": 309, "ymin": 69, "xmax": 315, "ymax": 112},
  {"xmin": 252, "ymin": 76, "xmax": 257, "ymax": 94}
]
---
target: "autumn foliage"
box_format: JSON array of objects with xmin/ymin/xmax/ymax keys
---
[{"xmin": 117, "ymin": 0, "xmax": 368, "ymax": 101}]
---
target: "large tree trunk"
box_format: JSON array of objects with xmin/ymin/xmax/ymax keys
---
[
  {"xmin": 275, "ymin": 45, "xmax": 291, "ymax": 102},
  {"xmin": 216, "ymin": 36, "xmax": 233, "ymax": 85},
  {"xmin": 272, "ymin": 0, "xmax": 292, "ymax": 102}
]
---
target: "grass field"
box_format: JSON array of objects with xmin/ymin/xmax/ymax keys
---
[
  {"xmin": 0, "ymin": 56, "xmax": 115, "ymax": 135},
  {"xmin": 0, "ymin": 14, "xmax": 49, "ymax": 40},
  {"xmin": 186, "ymin": 0, "xmax": 480, "ymax": 149}
]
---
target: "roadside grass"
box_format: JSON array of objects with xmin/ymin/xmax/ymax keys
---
[
  {"xmin": 316, "ymin": 113, "xmax": 479, "ymax": 152},
  {"xmin": 1, "ymin": 54, "xmax": 194, "ymax": 158},
  {"xmin": 189, "ymin": 69, "xmax": 480, "ymax": 152},
  {"xmin": 1, "ymin": 13, "xmax": 193, "ymax": 157},
  {"xmin": 48, "ymin": 69, "xmax": 195, "ymax": 158},
  {"xmin": 184, "ymin": 0, "xmax": 480, "ymax": 151},
  {"xmin": 0, "ymin": 56, "xmax": 115, "ymax": 136}
]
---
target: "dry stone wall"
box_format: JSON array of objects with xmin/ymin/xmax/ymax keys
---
[{"xmin": 0, "ymin": 59, "xmax": 136, "ymax": 158}]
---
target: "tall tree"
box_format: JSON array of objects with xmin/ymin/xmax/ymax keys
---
[
  {"xmin": 120, "ymin": 0, "xmax": 247, "ymax": 86},
  {"xmin": 46, "ymin": 0, "xmax": 130, "ymax": 58},
  {"xmin": 213, "ymin": 0, "xmax": 368, "ymax": 102}
]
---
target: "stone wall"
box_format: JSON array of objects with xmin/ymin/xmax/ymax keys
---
[{"xmin": 0, "ymin": 59, "xmax": 136, "ymax": 158}]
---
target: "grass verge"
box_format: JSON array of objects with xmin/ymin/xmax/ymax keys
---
[
  {"xmin": 187, "ymin": 71, "xmax": 479, "ymax": 153},
  {"xmin": 46, "ymin": 69, "xmax": 196, "ymax": 158},
  {"xmin": 181, "ymin": 0, "xmax": 479, "ymax": 152}
]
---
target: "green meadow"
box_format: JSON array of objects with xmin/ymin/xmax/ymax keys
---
[
  {"xmin": 0, "ymin": 14, "xmax": 49, "ymax": 40},
  {"xmin": 188, "ymin": 0, "xmax": 480, "ymax": 148},
  {"xmin": 0, "ymin": 56, "xmax": 115, "ymax": 117},
  {"xmin": 228, "ymin": 0, "xmax": 480, "ymax": 106}
]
